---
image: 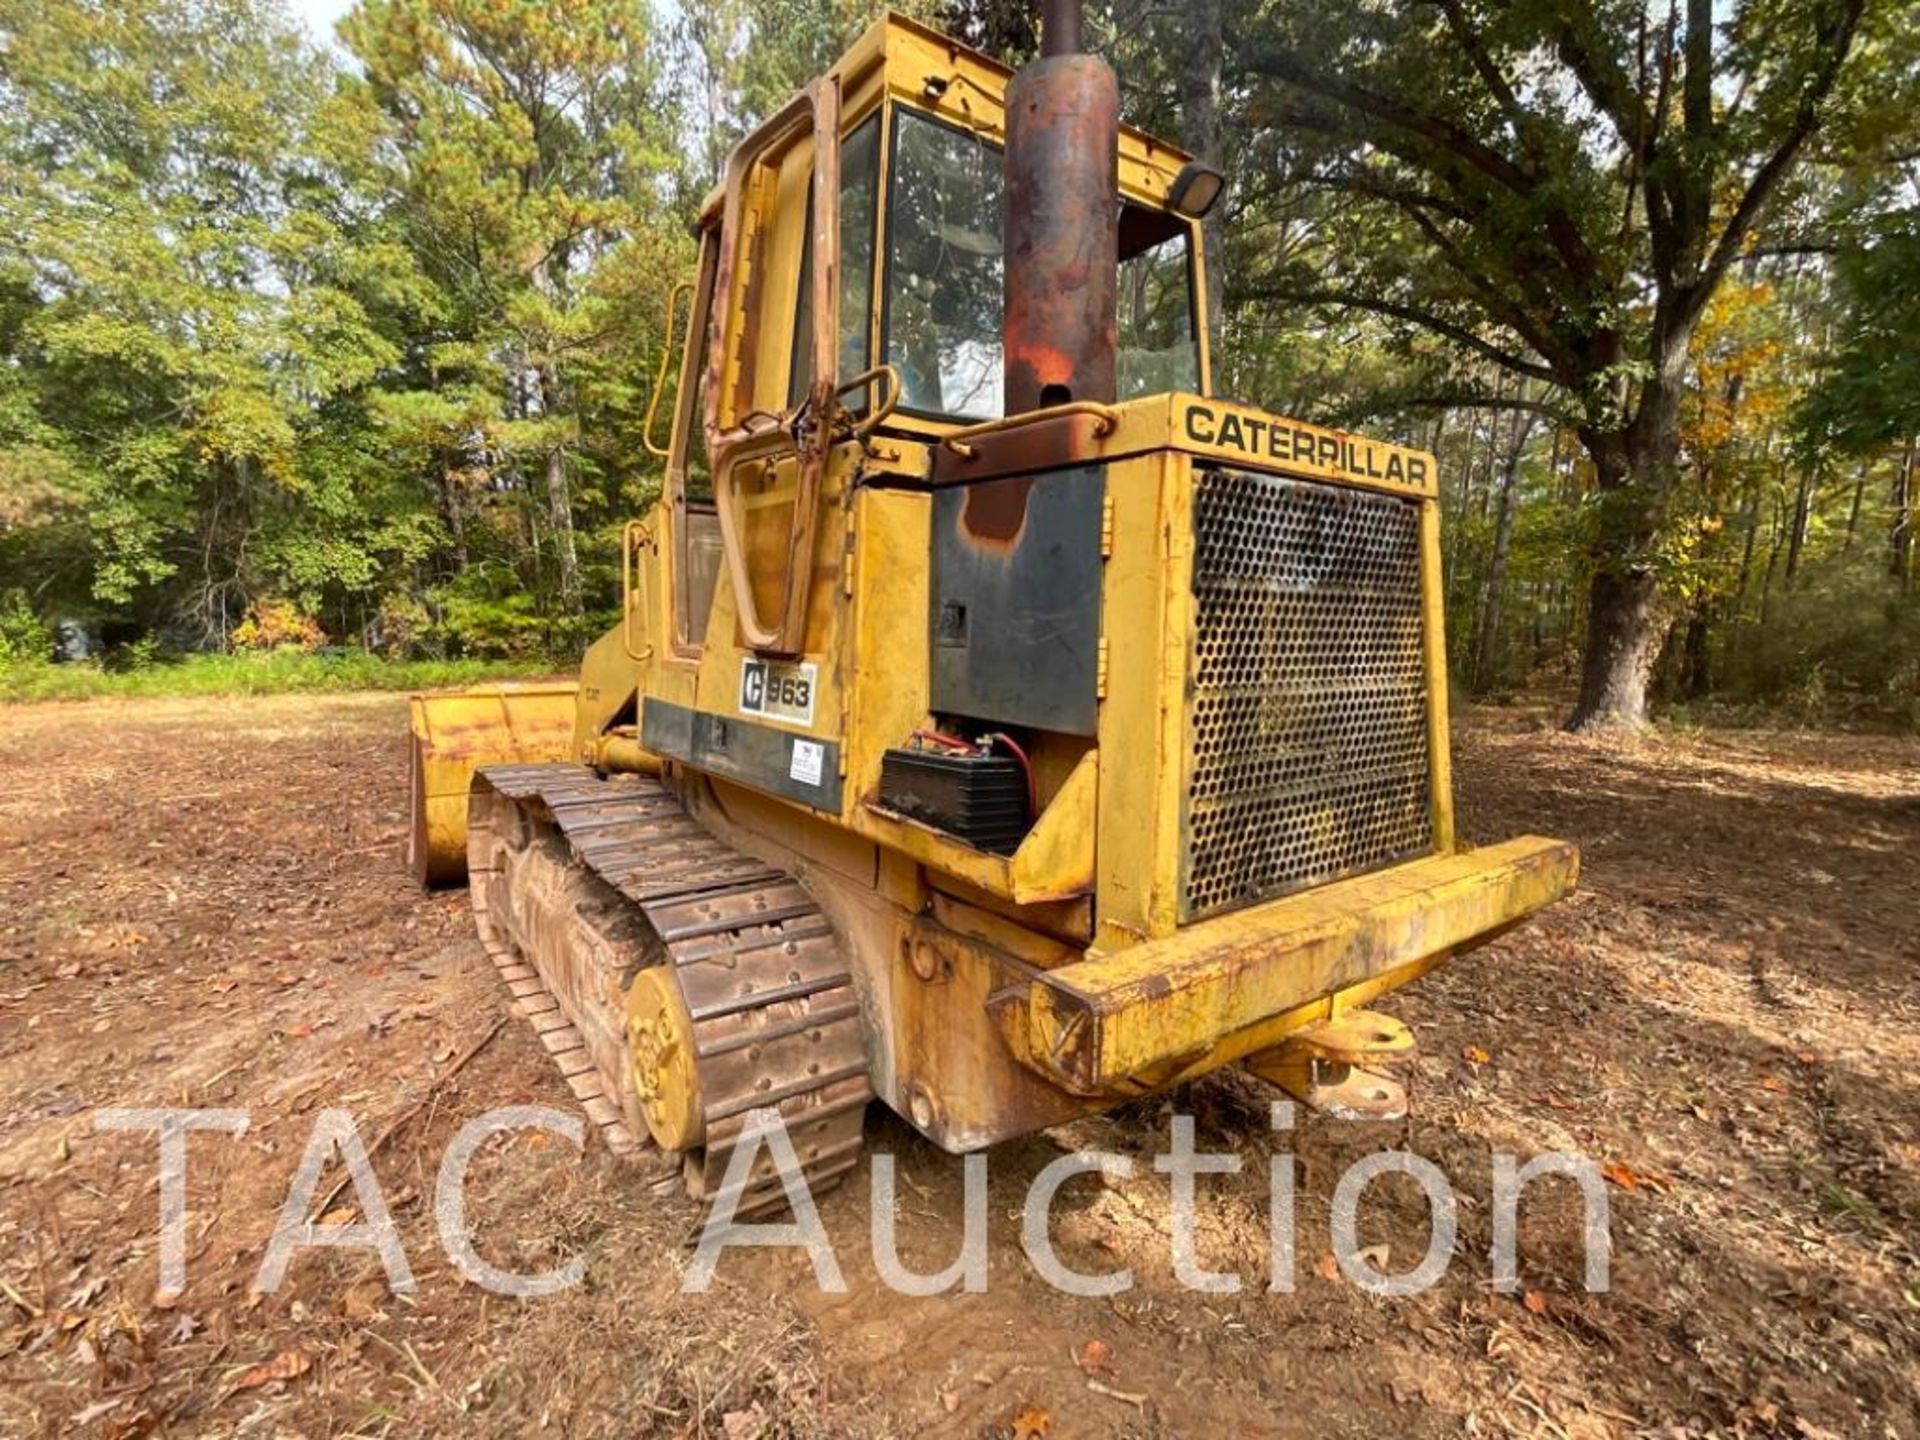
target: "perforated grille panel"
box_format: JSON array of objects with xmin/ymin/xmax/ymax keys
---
[{"xmin": 1183, "ymin": 468, "xmax": 1434, "ymax": 920}]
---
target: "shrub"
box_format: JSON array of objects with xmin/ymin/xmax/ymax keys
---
[
  {"xmin": 231, "ymin": 599, "xmax": 327, "ymax": 653},
  {"xmin": 0, "ymin": 590, "xmax": 51, "ymax": 667}
]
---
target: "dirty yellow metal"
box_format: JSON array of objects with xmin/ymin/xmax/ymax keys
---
[
  {"xmin": 400, "ymin": 12, "xmax": 1580, "ymax": 1170},
  {"xmin": 990, "ymin": 836, "xmax": 1578, "ymax": 1094},
  {"xmin": 625, "ymin": 965, "xmax": 704, "ymax": 1149},
  {"xmin": 404, "ymin": 683, "xmax": 578, "ymax": 885}
]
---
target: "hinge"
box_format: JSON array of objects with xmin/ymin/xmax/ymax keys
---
[
  {"xmin": 1100, "ymin": 491, "xmax": 1114, "ymax": 558},
  {"xmin": 1096, "ymin": 635, "xmax": 1110, "ymax": 700}
]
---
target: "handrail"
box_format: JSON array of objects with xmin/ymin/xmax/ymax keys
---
[
  {"xmin": 641, "ymin": 281, "xmax": 692, "ymax": 459},
  {"xmin": 621, "ymin": 519, "xmax": 655, "ymax": 662},
  {"xmin": 836, "ymin": 364, "xmax": 902, "ymax": 439},
  {"xmin": 940, "ymin": 401, "xmax": 1123, "ymax": 460}
]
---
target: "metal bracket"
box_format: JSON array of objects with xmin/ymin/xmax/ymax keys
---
[{"xmin": 1244, "ymin": 1009, "xmax": 1415, "ymax": 1121}]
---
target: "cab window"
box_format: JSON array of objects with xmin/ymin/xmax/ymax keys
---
[{"xmin": 881, "ymin": 108, "xmax": 1201, "ymax": 422}]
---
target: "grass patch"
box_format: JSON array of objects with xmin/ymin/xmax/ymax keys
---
[{"xmin": 0, "ymin": 650, "xmax": 557, "ymax": 703}]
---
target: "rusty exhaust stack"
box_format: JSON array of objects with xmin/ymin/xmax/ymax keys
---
[{"xmin": 1002, "ymin": 0, "xmax": 1120, "ymax": 415}]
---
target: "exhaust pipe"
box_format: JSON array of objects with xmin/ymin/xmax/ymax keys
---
[{"xmin": 1002, "ymin": 0, "xmax": 1120, "ymax": 415}]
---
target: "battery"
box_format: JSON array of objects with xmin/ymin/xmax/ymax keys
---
[{"xmin": 878, "ymin": 748, "xmax": 1031, "ymax": 854}]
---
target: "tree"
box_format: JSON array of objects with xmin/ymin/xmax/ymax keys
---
[
  {"xmin": 0, "ymin": 0, "xmax": 427, "ymax": 642},
  {"xmin": 1234, "ymin": 0, "xmax": 1873, "ymax": 730},
  {"xmin": 1798, "ymin": 213, "xmax": 1920, "ymax": 589},
  {"xmin": 343, "ymin": 0, "xmax": 680, "ymax": 639}
]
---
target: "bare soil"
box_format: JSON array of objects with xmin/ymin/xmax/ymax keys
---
[{"xmin": 0, "ymin": 694, "xmax": 1915, "ymax": 1439}]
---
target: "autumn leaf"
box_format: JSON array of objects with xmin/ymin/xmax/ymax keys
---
[
  {"xmin": 1076, "ymin": 1338, "xmax": 1111, "ymax": 1374},
  {"xmin": 1600, "ymin": 1162, "xmax": 1641, "ymax": 1190},
  {"xmin": 1012, "ymin": 1404, "xmax": 1051, "ymax": 1440},
  {"xmin": 1462, "ymin": 1045, "xmax": 1492, "ymax": 1065},
  {"xmin": 1602, "ymin": 1161, "xmax": 1673, "ymax": 1193},
  {"xmin": 1522, "ymin": 1289, "xmax": 1549, "ymax": 1316},
  {"xmin": 235, "ymin": 1348, "xmax": 311, "ymax": 1389}
]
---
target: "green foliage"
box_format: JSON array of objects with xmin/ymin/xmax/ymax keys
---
[
  {"xmin": 0, "ymin": 650, "xmax": 544, "ymax": 703},
  {"xmin": 0, "ymin": 589, "xmax": 51, "ymax": 666},
  {"xmin": 1798, "ymin": 212, "xmax": 1920, "ymax": 453},
  {"xmin": 1716, "ymin": 567, "xmax": 1920, "ymax": 729},
  {"xmin": 0, "ymin": 0, "xmax": 1912, "ymax": 731}
]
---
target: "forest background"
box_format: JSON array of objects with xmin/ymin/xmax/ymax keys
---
[{"xmin": 0, "ymin": 0, "xmax": 1915, "ymax": 729}]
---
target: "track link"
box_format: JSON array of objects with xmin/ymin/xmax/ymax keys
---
[{"xmin": 467, "ymin": 764, "xmax": 871, "ymax": 1216}]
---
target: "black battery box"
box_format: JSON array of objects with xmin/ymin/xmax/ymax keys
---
[{"xmin": 878, "ymin": 748, "xmax": 1030, "ymax": 854}]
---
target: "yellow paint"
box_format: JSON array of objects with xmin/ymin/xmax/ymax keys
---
[
  {"xmin": 1094, "ymin": 447, "xmax": 1190, "ymax": 946},
  {"xmin": 625, "ymin": 965, "xmax": 704, "ymax": 1148},
  {"xmin": 404, "ymin": 684, "xmax": 578, "ymax": 885},
  {"xmin": 1421, "ymin": 498, "xmax": 1457, "ymax": 850},
  {"xmin": 996, "ymin": 836, "xmax": 1579, "ymax": 1094},
  {"xmin": 403, "ymin": 12, "xmax": 1578, "ymax": 1152}
]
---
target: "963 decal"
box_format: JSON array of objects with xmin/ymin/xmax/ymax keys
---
[{"xmin": 739, "ymin": 658, "xmax": 817, "ymax": 727}]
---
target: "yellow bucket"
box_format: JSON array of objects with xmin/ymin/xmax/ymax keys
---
[{"xmin": 405, "ymin": 682, "xmax": 580, "ymax": 886}]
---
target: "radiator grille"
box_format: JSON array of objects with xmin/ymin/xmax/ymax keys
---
[{"xmin": 1183, "ymin": 468, "xmax": 1433, "ymax": 920}]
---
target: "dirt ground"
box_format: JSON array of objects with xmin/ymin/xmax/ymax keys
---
[{"xmin": 0, "ymin": 693, "xmax": 1915, "ymax": 1440}]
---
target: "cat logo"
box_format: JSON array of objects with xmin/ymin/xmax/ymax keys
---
[{"xmin": 738, "ymin": 658, "xmax": 817, "ymax": 727}]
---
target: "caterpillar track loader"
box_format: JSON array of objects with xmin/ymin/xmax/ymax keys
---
[{"xmin": 405, "ymin": 4, "xmax": 1577, "ymax": 1214}]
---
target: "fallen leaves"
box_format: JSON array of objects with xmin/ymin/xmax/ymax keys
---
[
  {"xmin": 234, "ymin": 1347, "xmax": 311, "ymax": 1390},
  {"xmin": 1462, "ymin": 1045, "xmax": 1493, "ymax": 1066},
  {"xmin": 1600, "ymin": 1161, "xmax": 1673, "ymax": 1193},
  {"xmin": 1075, "ymin": 1338, "xmax": 1111, "ymax": 1375},
  {"xmin": 1011, "ymin": 1403, "xmax": 1051, "ymax": 1439}
]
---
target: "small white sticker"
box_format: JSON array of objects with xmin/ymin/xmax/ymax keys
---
[{"xmin": 789, "ymin": 739, "xmax": 825, "ymax": 787}]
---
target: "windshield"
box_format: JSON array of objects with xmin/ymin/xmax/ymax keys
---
[
  {"xmin": 884, "ymin": 107, "xmax": 1201, "ymax": 423},
  {"xmin": 886, "ymin": 110, "xmax": 1004, "ymax": 420},
  {"xmin": 790, "ymin": 114, "xmax": 882, "ymax": 408}
]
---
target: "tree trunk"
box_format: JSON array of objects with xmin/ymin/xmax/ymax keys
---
[
  {"xmin": 542, "ymin": 434, "xmax": 582, "ymax": 622},
  {"xmin": 438, "ymin": 461, "xmax": 470, "ymax": 570},
  {"xmin": 1471, "ymin": 409, "xmax": 1535, "ymax": 689},
  {"xmin": 1734, "ymin": 490, "xmax": 1760, "ymax": 617},
  {"xmin": 1571, "ymin": 567, "xmax": 1663, "ymax": 732},
  {"xmin": 1843, "ymin": 461, "xmax": 1866, "ymax": 554},
  {"xmin": 1679, "ymin": 595, "xmax": 1712, "ymax": 699},
  {"xmin": 1759, "ymin": 494, "xmax": 1784, "ymax": 626},
  {"xmin": 1567, "ymin": 392, "xmax": 1678, "ymax": 731},
  {"xmin": 1475, "ymin": 379, "xmax": 1507, "ymax": 520},
  {"xmin": 1893, "ymin": 435, "xmax": 1915, "ymax": 589},
  {"xmin": 1784, "ymin": 461, "xmax": 1813, "ymax": 590}
]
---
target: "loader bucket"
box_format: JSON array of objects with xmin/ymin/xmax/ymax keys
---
[{"xmin": 405, "ymin": 682, "xmax": 580, "ymax": 886}]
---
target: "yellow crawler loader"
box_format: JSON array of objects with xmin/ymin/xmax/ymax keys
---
[{"xmin": 405, "ymin": 5, "xmax": 1577, "ymax": 1213}]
